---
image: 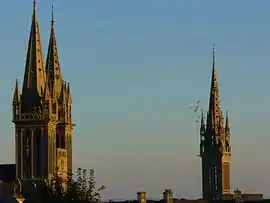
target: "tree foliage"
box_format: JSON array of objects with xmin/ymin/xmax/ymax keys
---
[{"xmin": 28, "ymin": 168, "xmax": 105, "ymax": 202}]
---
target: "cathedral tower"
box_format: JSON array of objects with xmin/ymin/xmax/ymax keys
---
[
  {"xmin": 12, "ymin": 1, "xmax": 73, "ymax": 181},
  {"xmin": 199, "ymin": 45, "xmax": 231, "ymax": 200}
]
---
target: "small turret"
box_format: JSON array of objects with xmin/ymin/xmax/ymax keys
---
[
  {"xmin": 58, "ymin": 80, "xmax": 67, "ymax": 123},
  {"xmin": 43, "ymin": 78, "xmax": 51, "ymax": 102},
  {"xmin": 224, "ymin": 110, "xmax": 231, "ymax": 154},
  {"xmin": 200, "ymin": 109, "xmax": 205, "ymax": 157},
  {"xmin": 13, "ymin": 79, "xmax": 20, "ymax": 105},
  {"xmin": 67, "ymin": 83, "xmax": 72, "ymax": 124},
  {"xmin": 67, "ymin": 83, "xmax": 72, "ymax": 103},
  {"xmin": 137, "ymin": 192, "xmax": 147, "ymax": 203},
  {"xmin": 42, "ymin": 76, "xmax": 51, "ymax": 120},
  {"xmin": 225, "ymin": 110, "xmax": 230, "ymax": 136},
  {"xmin": 200, "ymin": 109, "xmax": 205, "ymax": 133},
  {"xmin": 12, "ymin": 79, "xmax": 21, "ymax": 121},
  {"xmin": 59, "ymin": 80, "xmax": 66, "ymax": 103},
  {"xmin": 163, "ymin": 189, "xmax": 173, "ymax": 203}
]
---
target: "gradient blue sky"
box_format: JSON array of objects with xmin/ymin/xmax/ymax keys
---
[{"xmin": 0, "ymin": 0, "xmax": 270, "ymax": 200}]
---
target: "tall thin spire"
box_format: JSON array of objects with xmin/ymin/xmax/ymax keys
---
[
  {"xmin": 46, "ymin": 4, "xmax": 62, "ymax": 98},
  {"xmin": 22, "ymin": 0, "xmax": 46, "ymax": 99},
  {"xmin": 201, "ymin": 45, "xmax": 231, "ymax": 200},
  {"xmin": 208, "ymin": 44, "xmax": 222, "ymax": 129}
]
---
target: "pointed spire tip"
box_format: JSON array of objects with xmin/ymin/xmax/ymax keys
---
[
  {"xmin": 212, "ymin": 44, "xmax": 216, "ymax": 59},
  {"xmin": 212, "ymin": 44, "xmax": 217, "ymax": 71},
  {"xmin": 51, "ymin": 4, "xmax": 55, "ymax": 25},
  {"xmin": 13, "ymin": 78, "xmax": 21, "ymax": 104},
  {"xmin": 212, "ymin": 44, "xmax": 216, "ymax": 52},
  {"xmin": 15, "ymin": 78, "xmax": 19, "ymax": 89}
]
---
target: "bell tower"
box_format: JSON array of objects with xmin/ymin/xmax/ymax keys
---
[
  {"xmin": 12, "ymin": 0, "xmax": 73, "ymax": 181},
  {"xmin": 199, "ymin": 45, "xmax": 231, "ymax": 200},
  {"xmin": 222, "ymin": 111, "xmax": 231, "ymax": 194}
]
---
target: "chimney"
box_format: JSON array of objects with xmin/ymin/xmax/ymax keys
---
[
  {"xmin": 137, "ymin": 191, "xmax": 147, "ymax": 203},
  {"xmin": 163, "ymin": 189, "xmax": 173, "ymax": 203}
]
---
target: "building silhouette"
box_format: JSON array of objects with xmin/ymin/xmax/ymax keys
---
[
  {"xmin": 12, "ymin": 0, "xmax": 73, "ymax": 182},
  {"xmin": 0, "ymin": 1, "xmax": 263, "ymax": 202},
  {"xmin": 199, "ymin": 46, "xmax": 231, "ymax": 201}
]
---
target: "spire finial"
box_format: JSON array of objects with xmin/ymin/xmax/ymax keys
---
[
  {"xmin": 212, "ymin": 44, "xmax": 216, "ymax": 62},
  {"xmin": 33, "ymin": 0, "xmax": 36, "ymax": 6},
  {"xmin": 51, "ymin": 4, "xmax": 54, "ymax": 25}
]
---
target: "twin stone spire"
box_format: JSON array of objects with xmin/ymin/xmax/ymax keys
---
[
  {"xmin": 13, "ymin": 1, "xmax": 71, "ymax": 112},
  {"xmin": 13, "ymin": 1, "xmax": 229, "ymax": 138}
]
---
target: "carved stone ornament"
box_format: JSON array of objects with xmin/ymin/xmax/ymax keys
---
[
  {"xmin": 16, "ymin": 106, "xmax": 19, "ymax": 115},
  {"xmin": 44, "ymin": 107, "xmax": 48, "ymax": 114},
  {"xmin": 21, "ymin": 113, "xmax": 43, "ymax": 121}
]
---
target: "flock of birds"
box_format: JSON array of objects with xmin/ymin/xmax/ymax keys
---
[
  {"xmin": 189, "ymin": 100, "xmax": 206, "ymax": 123},
  {"xmin": 189, "ymin": 100, "xmax": 200, "ymax": 113}
]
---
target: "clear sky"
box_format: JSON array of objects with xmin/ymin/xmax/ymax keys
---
[{"xmin": 0, "ymin": 0, "xmax": 270, "ymax": 200}]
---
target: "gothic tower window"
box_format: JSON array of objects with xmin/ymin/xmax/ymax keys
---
[
  {"xmin": 61, "ymin": 135, "xmax": 65, "ymax": 149},
  {"xmin": 56, "ymin": 133, "xmax": 60, "ymax": 148},
  {"xmin": 52, "ymin": 102, "xmax": 56, "ymax": 114},
  {"xmin": 58, "ymin": 106, "xmax": 61, "ymax": 118}
]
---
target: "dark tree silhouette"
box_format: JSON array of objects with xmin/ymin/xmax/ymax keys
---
[
  {"xmin": 65, "ymin": 170, "xmax": 78, "ymax": 199},
  {"xmin": 75, "ymin": 168, "xmax": 105, "ymax": 202},
  {"xmin": 31, "ymin": 167, "xmax": 105, "ymax": 202}
]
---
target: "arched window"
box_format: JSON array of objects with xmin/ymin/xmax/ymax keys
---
[
  {"xmin": 61, "ymin": 135, "xmax": 66, "ymax": 149},
  {"xmin": 52, "ymin": 102, "xmax": 57, "ymax": 114},
  {"xmin": 56, "ymin": 133, "xmax": 60, "ymax": 148}
]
